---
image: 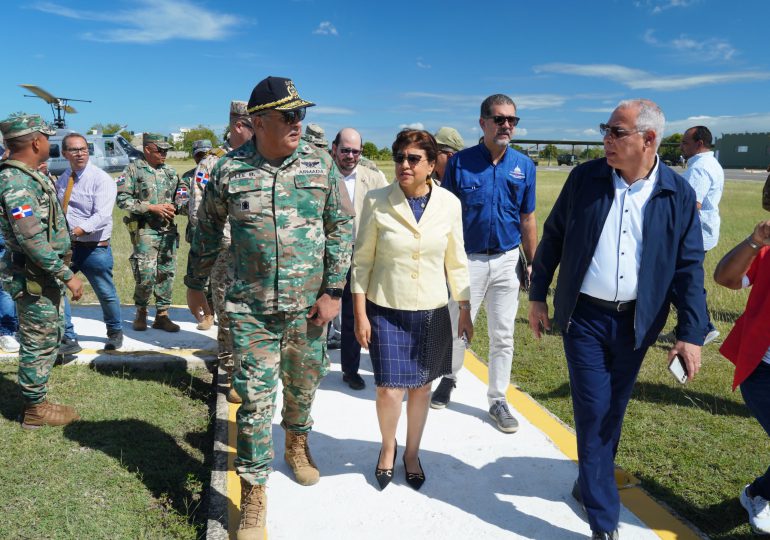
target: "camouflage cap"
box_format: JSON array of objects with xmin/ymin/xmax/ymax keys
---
[
  {"xmin": 230, "ymin": 100, "xmax": 248, "ymax": 118},
  {"xmin": 302, "ymin": 123, "xmax": 328, "ymax": 147},
  {"xmin": 0, "ymin": 114, "xmax": 56, "ymax": 140},
  {"xmin": 143, "ymin": 132, "xmax": 171, "ymax": 150},
  {"xmin": 192, "ymin": 139, "xmax": 213, "ymax": 155},
  {"xmin": 434, "ymin": 127, "xmax": 464, "ymax": 152},
  {"xmin": 247, "ymin": 76, "xmax": 315, "ymax": 114}
]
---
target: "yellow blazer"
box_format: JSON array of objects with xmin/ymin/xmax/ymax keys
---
[
  {"xmin": 351, "ymin": 179, "xmax": 470, "ymax": 310},
  {"xmin": 350, "ymin": 164, "xmax": 390, "ymax": 239}
]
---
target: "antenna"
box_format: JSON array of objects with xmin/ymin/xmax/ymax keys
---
[{"xmin": 19, "ymin": 84, "xmax": 92, "ymax": 129}]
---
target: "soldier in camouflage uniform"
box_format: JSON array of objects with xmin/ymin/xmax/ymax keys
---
[
  {"xmin": 117, "ymin": 133, "xmax": 189, "ymax": 332},
  {"xmin": 185, "ymin": 77, "xmax": 352, "ymax": 540},
  {"xmin": 189, "ymin": 101, "xmax": 253, "ymax": 404},
  {"xmin": 0, "ymin": 115, "xmax": 84, "ymax": 429}
]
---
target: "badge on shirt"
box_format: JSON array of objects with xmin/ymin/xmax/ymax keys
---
[
  {"xmin": 510, "ymin": 166, "xmax": 525, "ymax": 180},
  {"xmin": 196, "ymin": 171, "xmax": 209, "ymax": 186},
  {"xmin": 11, "ymin": 205, "xmax": 33, "ymax": 220},
  {"xmin": 298, "ymin": 160, "xmax": 324, "ymax": 176}
]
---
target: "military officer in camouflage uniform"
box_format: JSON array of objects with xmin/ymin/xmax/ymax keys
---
[
  {"xmin": 189, "ymin": 101, "xmax": 252, "ymax": 404},
  {"xmin": 301, "ymin": 123, "xmax": 329, "ymax": 152},
  {"xmin": 0, "ymin": 115, "xmax": 84, "ymax": 429},
  {"xmin": 185, "ymin": 77, "xmax": 352, "ymax": 540},
  {"xmin": 117, "ymin": 133, "xmax": 189, "ymax": 332}
]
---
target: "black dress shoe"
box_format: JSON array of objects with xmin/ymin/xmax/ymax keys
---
[
  {"xmin": 375, "ymin": 443, "xmax": 397, "ymax": 490},
  {"xmin": 403, "ymin": 456, "xmax": 425, "ymax": 490},
  {"xmin": 343, "ymin": 372, "xmax": 365, "ymax": 390}
]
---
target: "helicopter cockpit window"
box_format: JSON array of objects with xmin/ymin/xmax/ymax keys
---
[
  {"xmin": 87, "ymin": 143, "xmax": 95, "ymax": 155},
  {"xmin": 49, "ymin": 144, "xmax": 61, "ymax": 158},
  {"xmin": 104, "ymin": 140, "xmax": 119, "ymax": 157}
]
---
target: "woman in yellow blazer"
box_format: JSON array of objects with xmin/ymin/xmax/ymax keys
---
[{"xmin": 351, "ymin": 129, "xmax": 473, "ymax": 491}]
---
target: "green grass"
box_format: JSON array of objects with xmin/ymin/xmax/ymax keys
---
[
  {"xmin": 469, "ymin": 170, "xmax": 768, "ymax": 539},
  {"xmin": 0, "ymin": 364, "xmax": 213, "ymax": 539}
]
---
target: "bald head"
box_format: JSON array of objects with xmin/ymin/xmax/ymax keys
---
[{"xmin": 332, "ymin": 127, "xmax": 363, "ymax": 175}]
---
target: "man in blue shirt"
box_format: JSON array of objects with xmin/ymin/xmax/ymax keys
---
[
  {"xmin": 437, "ymin": 94, "xmax": 538, "ymax": 433},
  {"xmin": 528, "ymin": 99, "xmax": 707, "ymax": 539}
]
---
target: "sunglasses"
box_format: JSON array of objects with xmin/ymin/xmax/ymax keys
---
[
  {"xmin": 393, "ymin": 153, "xmax": 425, "ymax": 166},
  {"xmin": 260, "ymin": 107, "xmax": 307, "ymax": 124},
  {"xmin": 486, "ymin": 115, "xmax": 520, "ymax": 127},
  {"xmin": 599, "ymin": 123, "xmax": 644, "ymax": 139},
  {"xmin": 338, "ymin": 147, "xmax": 361, "ymax": 156},
  {"xmin": 152, "ymin": 146, "xmax": 169, "ymax": 155}
]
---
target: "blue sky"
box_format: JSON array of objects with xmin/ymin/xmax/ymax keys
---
[{"xmin": 3, "ymin": 0, "xmax": 769, "ymax": 148}]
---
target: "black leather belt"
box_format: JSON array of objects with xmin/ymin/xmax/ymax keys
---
[
  {"xmin": 473, "ymin": 248, "xmax": 508, "ymax": 256},
  {"xmin": 74, "ymin": 240, "xmax": 109, "ymax": 248},
  {"xmin": 579, "ymin": 293, "xmax": 636, "ymax": 312}
]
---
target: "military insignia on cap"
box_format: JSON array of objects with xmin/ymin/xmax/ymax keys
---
[{"xmin": 11, "ymin": 205, "xmax": 33, "ymax": 220}]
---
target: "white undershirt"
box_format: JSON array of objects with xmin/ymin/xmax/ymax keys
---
[{"xmin": 343, "ymin": 169, "xmax": 356, "ymax": 205}]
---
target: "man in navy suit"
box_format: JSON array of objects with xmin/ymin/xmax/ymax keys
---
[{"xmin": 528, "ymin": 99, "xmax": 707, "ymax": 540}]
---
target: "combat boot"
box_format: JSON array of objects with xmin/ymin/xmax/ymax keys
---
[
  {"xmin": 196, "ymin": 314, "xmax": 215, "ymax": 331},
  {"xmin": 284, "ymin": 431, "xmax": 320, "ymax": 486},
  {"xmin": 227, "ymin": 386, "xmax": 242, "ymax": 404},
  {"xmin": 152, "ymin": 310, "xmax": 180, "ymax": 332},
  {"xmin": 133, "ymin": 307, "xmax": 148, "ymax": 331},
  {"xmin": 22, "ymin": 400, "xmax": 80, "ymax": 430},
  {"xmin": 237, "ymin": 478, "xmax": 266, "ymax": 540}
]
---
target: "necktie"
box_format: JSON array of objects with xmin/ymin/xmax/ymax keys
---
[{"xmin": 61, "ymin": 171, "xmax": 75, "ymax": 214}]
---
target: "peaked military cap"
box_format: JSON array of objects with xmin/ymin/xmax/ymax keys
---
[
  {"xmin": 192, "ymin": 139, "xmax": 213, "ymax": 155},
  {"xmin": 143, "ymin": 133, "xmax": 171, "ymax": 150},
  {"xmin": 0, "ymin": 114, "xmax": 56, "ymax": 140},
  {"xmin": 247, "ymin": 76, "xmax": 315, "ymax": 114},
  {"xmin": 434, "ymin": 127, "xmax": 465, "ymax": 152}
]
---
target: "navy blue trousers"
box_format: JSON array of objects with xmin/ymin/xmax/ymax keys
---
[
  {"xmin": 740, "ymin": 361, "xmax": 770, "ymax": 500},
  {"xmin": 563, "ymin": 298, "xmax": 649, "ymax": 533},
  {"xmin": 340, "ymin": 268, "xmax": 361, "ymax": 375}
]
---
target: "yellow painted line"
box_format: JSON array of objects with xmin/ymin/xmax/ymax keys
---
[
  {"xmin": 227, "ymin": 399, "xmax": 240, "ymax": 540},
  {"xmin": 463, "ymin": 351, "xmax": 699, "ymax": 540}
]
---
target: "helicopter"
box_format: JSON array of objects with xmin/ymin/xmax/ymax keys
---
[{"xmin": 19, "ymin": 84, "xmax": 141, "ymax": 175}]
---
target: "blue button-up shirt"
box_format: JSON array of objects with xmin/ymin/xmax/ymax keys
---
[
  {"xmin": 441, "ymin": 144, "xmax": 536, "ymax": 253},
  {"xmin": 682, "ymin": 151, "xmax": 723, "ymax": 251}
]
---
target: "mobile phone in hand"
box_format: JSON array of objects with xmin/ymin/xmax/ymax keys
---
[{"xmin": 668, "ymin": 354, "xmax": 688, "ymax": 384}]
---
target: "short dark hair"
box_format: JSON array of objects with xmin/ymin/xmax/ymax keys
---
[
  {"xmin": 480, "ymin": 94, "xmax": 516, "ymax": 118},
  {"xmin": 5, "ymin": 133, "xmax": 36, "ymax": 153},
  {"xmin": 391, "ymin": 129, "xmax": 438, "ymax": 163},
  {"xmin": 688, "ymin": 126, "xmax": 713, "ymax": 148},
  {"xmin": 62, "ymin": 133, "xmax": 87, "ymax": 152}
]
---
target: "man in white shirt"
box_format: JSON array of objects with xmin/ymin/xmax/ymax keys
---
[{"xmin": 332, "ymin": 128, "xmax": 388, "ymax": 390}]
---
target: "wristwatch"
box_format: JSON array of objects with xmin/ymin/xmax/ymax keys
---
[
  {"xmin": 325, "ymin": 288, "xmax": 343, "ymax": 298},
  {"xmin": 747, "ymin": 235, "xmax": 761, "ymax": 250}
]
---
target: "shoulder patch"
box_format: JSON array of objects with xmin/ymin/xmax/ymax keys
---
[
  {"xmin": 196, "ymin": 170, "xmax": 210, "ymax": 186},
  {"xmin": 11, "ymin": 205, "xmax": 34, "ymax": 220},
  {"xmin": 116, "ymin": 174, "xmax": 126, "ymax": 185}
]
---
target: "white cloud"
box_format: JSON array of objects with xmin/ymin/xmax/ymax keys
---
[
  {"xmin": 32, "ymin": 0, "xmax": 239, "ymax": 43},
  {"xmin": 666, "ymin": 112, "xmax": 770, "ymax": 136},
  {"xmin": 312, "ymin": 106, "xmax": 354, "ymax": 115},
  {"xmin": 583, "ymin": 128, "xmax": 599, "ymax": 135},
  {"xmin": 313, "ymin": 21, "xmax": 338, "ymax": 36},
  {"xmin": 634, "ymin": 0, "xmax": 699, "ymax": 14},
  {"xmin": 534, "ymin": 62, "xmax": 770, "ymax": 91},
  {"xmin": 416, "ymin": 60, "xmax": 431, "ymax": 69},
  {"xmin": 399, "ymin": 122, "xmax": 424, "ymax": 130},
  {"xmin": 515, "ymin": 127, "xmax": 528, "ymax": 136},
  {"xmin": 577, "ymin": 107, "xmax": 615, "ymax": 113},
  {"xmin": 402, "ymin": 91, "xmax": 566, "ymax": 110},
  {"xmin": 644, "ymin": 29, "xmax": 737, "ymax": 62}
]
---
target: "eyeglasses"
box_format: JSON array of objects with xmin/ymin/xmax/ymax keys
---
[
  {"xmin": 599, "ymin": 123, "xmax": 644, "ymax": 140},
  {"xmin": 151, "ymin": 146, "xmax": 169, "ymax": 155},
  {"xmin": 393, "ymin": 153, "xmax": 425, "ymax": 166},
  {"xmin": 66, "ymin": 147, "xmax": 89, "ymax": 155},
  {"xmin": 338, "ymin": 147, "xmax": 361, "ymax": 156},
  {"xmin": 486, "ymin": 115, "xmax": 520, "ymax": 127},
  {"xmin": 259, "ymin": 107, "xmax": 307, "ymax": 124}
]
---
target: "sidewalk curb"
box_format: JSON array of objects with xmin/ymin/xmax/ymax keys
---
[
  {"xmin": 0, "ymin": 349, "xmax": 218, "ymax": 370},
  {"xmin": 206, "ymin": 367, "xmax": 230, "ymax": 540}
]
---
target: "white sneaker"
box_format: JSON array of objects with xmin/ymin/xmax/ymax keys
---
[
  {"xmin": 704, "ymin": 329, "xmax": 720, "ymax": 346},
  {"xmin": 740, "ymin": 484, "xmax": 770, "ymax": 534},
  {"xmin": 0, "ymin": 335, "xmax": 19, "ymax": 353}
]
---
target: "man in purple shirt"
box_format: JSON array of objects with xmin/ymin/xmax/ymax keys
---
[{"xmin": 57, "ymin": 133, "xmax": 123, "ymax": 352}]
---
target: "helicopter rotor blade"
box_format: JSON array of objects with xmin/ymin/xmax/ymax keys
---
[
  {"xmin": 19, "ymin": 84, "xmax": 58, "ymax": 104},
  {"xmin": 63, "ymin": 105, "xmax": 77, "ymax": 114}
]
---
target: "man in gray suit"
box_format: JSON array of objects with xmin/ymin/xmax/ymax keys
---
[{"xmin": 332, "ymin": 128, "xmax": 389, "ymax": 389}]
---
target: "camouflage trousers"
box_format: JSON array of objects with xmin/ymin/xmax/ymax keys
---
[
  {"xmin": 211, "ymin": 244, "xmax": 234, "ymax": 365},
  {"xmin": 231, "ymin": 307, "xmax": 329, "ymax": 485},
  {"xmin": 17, "ymin": 284, "xmax": 64, "ymax": 404},
  {"xmin": 129, "ymin": 229, "xmax": 177, "ymax": 309}
]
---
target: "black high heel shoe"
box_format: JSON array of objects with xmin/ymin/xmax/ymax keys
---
[
  {"xmin": 403, "ymin": 456, "xmax": 425, "ymax": 490},
  {"xmin": 375, "ymin": 442, "xmax": 397, "ymax": 490}
]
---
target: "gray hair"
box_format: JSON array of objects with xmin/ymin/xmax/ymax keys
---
[
  {"xmin": 480, "ymin": 94, "xmax": 516, "ymax": 118},
  {"xmin": 617, "ymin": 99, "xmax": 665, "ymax": 150}
]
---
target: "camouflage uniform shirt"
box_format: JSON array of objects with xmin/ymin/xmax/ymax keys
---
[
  {"xmin": 0, "ymin": 160, "xmax": 73, "ymax": 285},
  {"xmin": 189, "ymin": 148, "xmax": 228, "ymax": 240},
  {"xmin": 185, "ymin": 139, "xmax": 353, "ymax": 314},
  {"xmin": 116, "ymin": 158, "xmax": 188, "ymax": 231}
]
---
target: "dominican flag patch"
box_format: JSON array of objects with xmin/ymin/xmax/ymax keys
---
[
  {"xmin": 11, "ymin": 205, "xmax": 33, "ymax": 220},
  {"xmin": 196, "ymin": 171, "xmax": 209, "ymax": 186},
  {"xmin": 176, "ymin": 186, "xmax": 188, "ymax": 195}
]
